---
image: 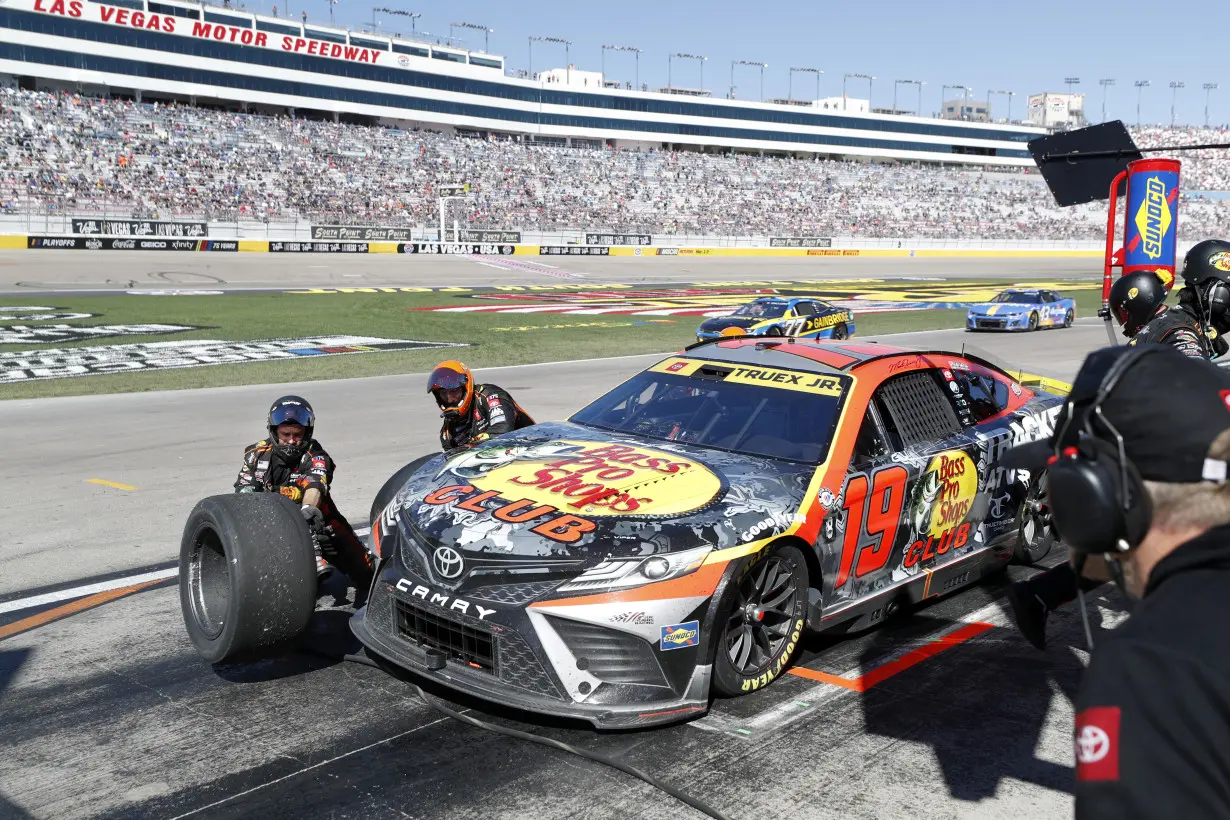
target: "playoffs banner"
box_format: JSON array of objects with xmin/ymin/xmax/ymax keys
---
[
  {"xmin": 72, "ymin": 219, "xmax": 208, "ymax": 238},
  {"xmin": 28, "ymin": 237, "xmax": 237, "ymax": 251}
]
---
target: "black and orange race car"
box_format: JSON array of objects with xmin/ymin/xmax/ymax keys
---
[{"xmin": 348, "ymin": 337, "xmax": 1069, "ymax": 728}]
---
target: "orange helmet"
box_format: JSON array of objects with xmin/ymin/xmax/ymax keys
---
[{"xmin": 428, "ymin": 360, "xmax": 474, "ymax": 418}]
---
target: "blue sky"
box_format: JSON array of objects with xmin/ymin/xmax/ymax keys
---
[{"xmin": 283, "ymin": 0, "xmax": 1226, "ymax": 127}]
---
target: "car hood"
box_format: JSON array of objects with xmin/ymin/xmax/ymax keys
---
[
  {"xmin": 968, "ymin": 303, "xmax": 1034, "ymax": 315},
  {"xmin": 389, "ymin": 421, "xmax": 815, "ymax": 570},
  {"xmin": 696, "ymin": 315, "xmax": 762, "ymax": 332}
]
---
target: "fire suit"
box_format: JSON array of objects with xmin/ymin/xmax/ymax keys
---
[
  {"xmin": 234, "ymin": 439, "xmax": 374, "ymax": 588},
  {"xmin": 438, "ymin": 383, "xmax": 535, "ymax": 451},
  {"xmin": 1127, "ymin": 303, "xmax": 1211, "ymax": 358}
]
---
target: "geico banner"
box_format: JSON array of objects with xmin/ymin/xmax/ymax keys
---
[
  {"xmin": 585, "ymin": 233, "xmax": 652, "ymax": 246},
  {"xmin": 539, "ymin": 246, "xmax": 610, "ymax": 256},
  {"xmin": 311, "ymin": 226, "xmax": 415, "ymax": 241},
  {"xmin": 71, "ymin": 219, "xmax": 207, "ymax": 238},
  {"xmin": 769, "ymin": 237, "xmax": 833, "ymax": 248},
  {"xmin": 455, "ymin": 230, "xmax": 522, "ymax": 243},
  {"xmin": 269, "ymin": 241, "xmax": 370, "ymax": 253},
  {"xmin": 401, "ymin": 243, "xmax": 516, "ymax": 255},
  {"xmin": 27, "ymin": 237, "xmax": 237, "ymax": 251}
]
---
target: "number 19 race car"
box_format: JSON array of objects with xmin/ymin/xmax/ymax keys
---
[
  {"xmin": 180, "ymin": 337, "xmax": 1066, "ymax": 729},
  {"xmin": 695, "ymin": 296, "xmax": 855, "ymax": 342}
]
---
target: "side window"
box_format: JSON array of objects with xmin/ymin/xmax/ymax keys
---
[
  {"xmin": 871, "ymin": 370, "xmax": 963, "ymax": 449},
  {"xmin": 946, "ymin": 367, "xmax": 1010, "ymax": 425},
  {"xmin": 852, "ymin": 406, "xmax": 890, "ymax": 465},
  {"xmin": 795, "ymin": 301, "xmax": 816, "ymax": 316}
]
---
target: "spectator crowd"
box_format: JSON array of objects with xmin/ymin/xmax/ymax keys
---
[{"xmin": 1, "ymin": 88, "xmax": 1228, "ymax": 239}]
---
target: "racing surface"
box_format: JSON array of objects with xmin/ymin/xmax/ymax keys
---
[{"xmin": 1, "ymin": 258, "xmax": 1119, "ymax": 819}]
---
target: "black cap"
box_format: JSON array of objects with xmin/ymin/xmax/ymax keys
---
[{"xmin": 1002, "ymin": 346, "xmax": 1230, "ymax": 483}]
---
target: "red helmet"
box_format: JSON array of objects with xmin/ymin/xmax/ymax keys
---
[{"xmin": 428, "ymin": 360, "xmax": 474, "ymax": 418}]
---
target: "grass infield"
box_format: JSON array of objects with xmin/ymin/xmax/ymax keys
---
[{"xmin": 0, "ymin": 280, "xmax": 1108, "ymax": 400}]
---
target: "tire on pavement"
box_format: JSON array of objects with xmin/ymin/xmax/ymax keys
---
[
  {"xmin": 1028, "ymin": 312, "xmax": 1039, "ymax": 331},
  {"xmin": 1064, "ymin": 310, "xmax": 1074, "ymax": 328},
  {"xmin": 180, "ymin": 493, "xmax": 318, "ymax": 664},
  {"xmin": 369, "ymin": 453, "xmax": 436, "ymax": 529},
  {"xmin": 831, "ymin": 323, "xmax": 849, "ymax": 340},
  {"xmin": 1014, "ymin": 473, "xmax": 1055, "ymax": 564},
  {"xmin": 712, "ymin": 542, "xmax": 809, "ymax": 697}
]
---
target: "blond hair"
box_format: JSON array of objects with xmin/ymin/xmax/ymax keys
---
[{"xmin": 1143, "ymin": 429, "xmax": 1230, "ymax": 531}]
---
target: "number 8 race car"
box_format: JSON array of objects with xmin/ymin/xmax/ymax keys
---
[{"xmin": 180, "ymin": 336, "xmax": 1067, "ymax": 729}]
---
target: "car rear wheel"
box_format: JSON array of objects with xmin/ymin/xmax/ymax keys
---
[
  {"xmin": 712, "ymin": 543, "xmax": 808, "ymax": 696},
  {"xmin": 179, "ymin": 493, "xmax": 318, "ymax": 664},
  {"xmin": 1063, "ymin": 310, "xmax": 1074, "ymax": 328},
  {"xmin": 1028, "ymin": 312, "xmax": 1039, "ymax": 331},
  {"xmin": 831, "ymin": 323, "xmax": 849, "ymax": 340},
  {"xmin": 1014, "ymin": 474, "xmax": 1054, "ymax": 564}
]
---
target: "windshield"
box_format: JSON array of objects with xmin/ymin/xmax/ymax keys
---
[
  {"xmin": 732, "ymin": 301, "xmax": 788, "ymax": 319},
  {"xmin": 569, "ymin": 365, "xmax": 849, "ymax": 463},
  {"xmin": 992, "ymin": 291, "xmax": 1041, "ymax": 304}
]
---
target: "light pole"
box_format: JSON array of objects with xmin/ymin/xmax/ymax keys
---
[
  {"xmin": 789, "ymin": 67, "xmax": 822, "ymax": 104},
  {"xmin": 602, "ymin": 45, "xmax": 641, "ymax": 89},
  {"xmin": 1204, "ymin": 82, "xmax": 1218, "ymax": 127},
  {"xmin": 894, "ymin": 79, "xmax": 923, "ymax": 114},
  {"xmin": 374, "ymin": 8, "xmax": 420, "ymax": 37},
  {"xmin": 730, "ymin": 59, "xmax": 767, "ymax": 100},
  {"xmin": 451, "ymin": 21, "xmax": 492, "ymax": 53},
  {"xmin": 669, "ymin": 53, "xmax": 706, "ymax": 91},
  {"xmin": 529, "ymin": 35, "xmax": 571, "ymax": 82},
  {"xmin": 1099, "ymin": 78, "xmax": 1115, "ymax": 122},
  {"xmin": 1170, "ymin": 80, "xmax": 1185, "ymax": 125},
  {"xmin": 843, "ymin": 73, "xmax": 874, "ymax": 111},
  {"xmin": 988, "ymin": 90, "xmax": 1014, "ymax": 122},
  {"xmin": 1135, "ymin": 80, "xmax": 1150, "ymax": 125}
]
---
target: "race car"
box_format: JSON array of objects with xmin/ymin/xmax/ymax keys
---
[
  {"xmin": 339, "ymin": 338, "xmax": 1066, "ymax": 728},
  {"xmin": 965, "ymin": 288, "xmax": 1076, "ymax": 332},
  {"xmin": 696, "ymin": 296, "xmax": 855, "ymax": 342}
]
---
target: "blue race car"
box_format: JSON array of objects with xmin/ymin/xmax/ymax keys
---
[
  {"xmin": 966, "ymin": 289, "xmax": 1076, "ymax": 332},
  {"xmin": 696, "ymin": 296, "xmax": 855, "ymax": 342}
]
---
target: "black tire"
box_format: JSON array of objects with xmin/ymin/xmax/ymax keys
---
[
  {"xmin": 369, "ymin": 453, "xmax": 436, "ymax": 529},
  {"xmin": 179, "ymin": 493, "xmax": 318, "ymax": 664},
  {"xmin": 712, "ymin": 543, "xmax": 809, "ymax": 697},
  {"xmin": 1014, "ymin": 473, "xmax": 1055, "ymax": 564},
  {"xmin": 765, "ymin": 325, "xmax": 783, "ymax": 337},
  {"xmin": 831, "ymin": 323, "xmax": 849, "ymax": 340},
  {"xmin": 1028, "ymin": 312, "xmax": 1039, "ymax": 331},
  {"xmin": 1063, "ymin": 310, "xmax": 1074, "ymax": 328}
]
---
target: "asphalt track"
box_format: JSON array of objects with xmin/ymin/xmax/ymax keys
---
[{"xmin": 0, "ymin": 256, "xmax": 1119, "ymax": 819}]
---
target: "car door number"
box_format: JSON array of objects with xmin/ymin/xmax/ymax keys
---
[{"xmin": 833, "ymin": 465, "xmax": 909, "ymax": 589}]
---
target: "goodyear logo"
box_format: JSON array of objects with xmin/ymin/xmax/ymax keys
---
[
  {"xmin": 660, "ymin": 620, "xmax": 700, "ymax": 650},
  {"xmin": 1134, "ymin": 177, "xmax": 1172, "ymax": 260}
]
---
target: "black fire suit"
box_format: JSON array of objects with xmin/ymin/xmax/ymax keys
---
[
  {"xmin": 234, "ymin": 438, "xmax": 374, "ymax": 588},
  {"xmin": 1074, "ymin": 524, "xmax": 1230, "ymax": 819},
  {"xmin": 1127, "ymin": 302, "xmax": 1210, "ymax": 358},
  {"xmin": 438, "ymin": 384, "xmax": 535, "ymax": 451}
]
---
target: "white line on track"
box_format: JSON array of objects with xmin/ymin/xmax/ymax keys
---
[{"xmin": 0, "ymin": 568, "xmax": 179, "ymax": 615}]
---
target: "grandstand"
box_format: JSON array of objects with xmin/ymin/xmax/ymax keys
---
[{"xmin": 1, "ymin": 90, "xmax": 1228, "ymax": 240}]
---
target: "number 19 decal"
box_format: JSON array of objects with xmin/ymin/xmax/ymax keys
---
[{"xmin": 833, "ymin": 465, "xmax": 908, "ymax": 590}]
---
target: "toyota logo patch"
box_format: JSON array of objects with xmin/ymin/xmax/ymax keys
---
[{"xmin": 432, "ymin": 546, "xmax": 465, "ymax": 580}]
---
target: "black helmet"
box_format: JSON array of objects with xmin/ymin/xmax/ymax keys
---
[
  {"xmin": 1109, "ymin": 271, "xmax": 1168, "ymax": 337},
  {"xmin": 267, "ymin": 395, "xmax": 314, "ymax": 459},
  {"xmin": 1181, "ymin": 239, "xmax": 1230, "ymax": 285}
]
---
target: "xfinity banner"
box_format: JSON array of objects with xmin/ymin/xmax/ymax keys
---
[
  {"xmin": 311, "ymin": 225, "xmax": 414, "ymax": 241},
  {"xmin": 585, "ymin": 233, "xmax": 651, "ymax": 246},
  {"xmin": 27, "ymin": 237, "xmax": 237, "ymax": 251},
  {"xmin": 71, "ymin": 219, "xmax": 208, "ymax": 238},
  {"xmin": 270, "ymin": 241, "xmax": 369, "ymax": 253},
  {"xmin": 769, "ymin": 236, "xmax": 833, "ymax": 248},
  {"xmin": 401, "ymin": 243, "xmax": 515, "ymax": 255}
]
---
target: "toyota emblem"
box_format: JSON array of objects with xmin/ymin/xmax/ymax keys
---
[{"xmin": 432, "ymin": 546, "xmax": 465, "ymax": 580}]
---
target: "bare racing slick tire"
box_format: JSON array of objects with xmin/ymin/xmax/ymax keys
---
[
  {"xmin": 712, "ymin": 543, "xmax": 809, "ymax": 697},
  {"xmin": 179, "ymin": 493, "xmax": 318, "ymax": 663},
  {"xmin": 1027, "ymin": 312, "xmax": 1039, "ymax": 332},
  {"xmin": 369, "ymin": 454, "xmax": 436, "ymax": 529},
  {"xmin": 1013, "ymin": 473, "xmax": 1054, "ymax": 564}
]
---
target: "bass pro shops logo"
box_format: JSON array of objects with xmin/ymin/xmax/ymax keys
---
[{"xmin": 1134, "ymin": 176, "xmax": 1172, "ymax": 260}]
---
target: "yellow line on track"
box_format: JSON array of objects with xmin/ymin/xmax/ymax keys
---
[{"xmin": 86, "ymin": 478, "xmax": 139, "ymax": 491}]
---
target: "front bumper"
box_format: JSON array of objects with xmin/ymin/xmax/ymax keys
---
[
  {"xmin": 352, "ymin": 563, "xmax": 714, "ymax": 729},
  {"xmin": 966, "ymin": 315, "xmax": 1027, "ymax": 331}
]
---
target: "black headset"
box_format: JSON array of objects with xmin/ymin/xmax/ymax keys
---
[{"xmin": 1045, "ymin": 346, "xmax": 1156, "ymax": 556}]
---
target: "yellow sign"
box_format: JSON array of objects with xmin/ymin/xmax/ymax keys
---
[
  {"xmin": 1211, "ymin": 252, "xmax": 1230, "ymax": 273},
  {"xmin": 650, "ymin": 358, "xmax": 845, "ymax": 396},
  {"xmin": 912, "ymin": 449, "xmax": 978, "ymax": 537},
  {"xmin": 467, "ymin": 440, "xmax": 723, "ymax": 517},
  {"xmin": 1134, "ymin": 177, "xmax": 1172, "ymax": 260}
]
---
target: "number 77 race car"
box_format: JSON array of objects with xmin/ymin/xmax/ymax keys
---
[
  {"xmin": 180, "ymin": 336, "xmax": 1068, "ymax": 729},
  {"xmin": 695, "ymin": 296, "xmax": 855, "ymax": 342}
]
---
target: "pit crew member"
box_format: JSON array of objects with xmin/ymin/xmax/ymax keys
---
[
  {"xmin": 1109, "ymin": 270, "xmax": 1209, "ymax": 358},
  {"xmin": 234, "ymin": 395, "xmax": 374, "ymax": 587},
  {"xmin": 429, "ymin": 360, "xmax": 536, "ymax": 451}
]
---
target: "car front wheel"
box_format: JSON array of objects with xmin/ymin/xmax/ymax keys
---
[{"xmin": 1014, "ymin": 474, "xmax": 1054, "ymax": 564}]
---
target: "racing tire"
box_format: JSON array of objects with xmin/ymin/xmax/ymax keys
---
[
  {"xmin": 1028, "ymin": 312, "xmax": 1039, "ymax": 332},
  {"xmin": 765, "ymin": 326, "xmax": 783, "ymax": 337},
  {"xmin": 712, "ymin": 543, "xmax": 809, "ymax": 697},
  {"xmin": 831, "ymin": 323, "xmax": 849, "ymax": 341},
  {"xmin": 180, "ymin": 493, "xmax": 318, "ymax": 664},
  {"xmin": 1063, "ymin": 310, "xmax": 1074, "ymax": 329},
  {"xmin": 1014, "ymin": 473, "xmax": 1055, "ymax": 564},
  {"xmin": 369, "ymin": 453, "xmax": 436, "ymax": 529}
]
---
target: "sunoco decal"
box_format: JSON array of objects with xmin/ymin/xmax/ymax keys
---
[
  {"xmin": 660, "ymin": 621, "xmax": 700, "ymax": 650},
  {"xmin": 0, "ymin": 335, "xmax": 468, "ymax": 383}
]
